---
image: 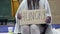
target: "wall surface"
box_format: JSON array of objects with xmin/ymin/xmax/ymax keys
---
[
  {"xmin": 48, "ymin": 0, "xmax": 60, "ymax": 24},
  {"xmin": 0, "ymin": 0, "xmax": 11, "ymax": 17}
]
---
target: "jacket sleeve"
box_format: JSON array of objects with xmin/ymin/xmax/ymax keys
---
[
  {"xmin": 14, "ymin": 0, "xmax": 25, "ymax": 33},
  {"xmin": 15, "ymin": 0, "xmax": 25, "ymax": 19},
  {"xmin": 45, "ymin": 0, "xmax": 51, "ymax": 17}
]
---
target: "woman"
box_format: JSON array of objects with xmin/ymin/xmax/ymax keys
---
[{"xmin": 14, "ymin": 0, "xmax": 52, "ymax": 34}]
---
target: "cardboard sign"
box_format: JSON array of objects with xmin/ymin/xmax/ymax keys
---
[{"xmin": 20, "ymin": 9, "xmax": 46, "ymax": 25}]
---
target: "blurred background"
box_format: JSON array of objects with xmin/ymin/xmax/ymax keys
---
[
  {"xmin": 0, "ymin": 0, "xmax": 60, "ymax": 33},
  {"xmin": 0, "ymin": 0, "xmax": 22, "ymax": 26}
]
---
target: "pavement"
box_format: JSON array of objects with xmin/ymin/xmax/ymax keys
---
[{"xmin": 0, "ymin": 24, "xmax": 60, "ymax": 33}]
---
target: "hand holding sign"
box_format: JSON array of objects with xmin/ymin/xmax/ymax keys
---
[{"xmin": 17, "ymin": 13, "xmax": 22, "ymax": 20}]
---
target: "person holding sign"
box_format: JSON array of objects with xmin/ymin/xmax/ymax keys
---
[{"xmin": 14, "ymin": 0, "xmax": 52, "ymax": 34}]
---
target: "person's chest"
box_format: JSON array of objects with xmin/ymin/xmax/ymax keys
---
[{"xmin": 26, "ymin": 0, "xmax": 45, "ymax": 10}]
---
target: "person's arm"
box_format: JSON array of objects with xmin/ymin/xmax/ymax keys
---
[
  {"xmin": 15, "ymin": 0, "xmax": 24, "ymax": 20},
  {"xmin": 45, "ymin": 0, "xmax": 52, "ymax": 23},
  {"xmin": 14, "ymin": 0, "xmax": 25, "ymax": 33}
]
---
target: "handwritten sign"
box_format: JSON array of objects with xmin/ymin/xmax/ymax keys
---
[{"xmin": 20, "ymin": 9, "xmax": 46, "ymax": 25}]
